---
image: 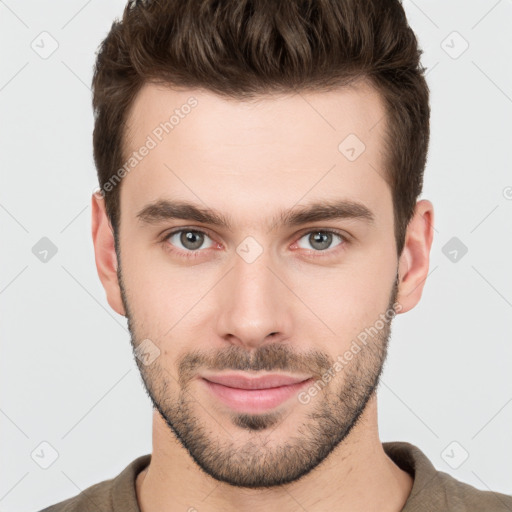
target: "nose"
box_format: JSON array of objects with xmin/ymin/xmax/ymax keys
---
[{"xmin": 214, "ymin": 249, "xmax": 293, "ymax": 350}]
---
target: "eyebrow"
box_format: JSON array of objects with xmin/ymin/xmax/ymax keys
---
[{"xmin": 136, "ymin": 198, "xmax": 375, "ymax": 231}]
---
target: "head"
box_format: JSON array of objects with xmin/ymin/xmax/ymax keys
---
[{"xmin": 91, "ymin": 0, "xmax": 434, "ymax": 488}]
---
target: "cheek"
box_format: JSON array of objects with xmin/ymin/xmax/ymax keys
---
[
  {"xmin": 121, "ymin": 248, "xmax": 219, "ymax": 336},
  {"xmin": 288, "ymin": 258, "xmax": 395, "ymax": 339}
]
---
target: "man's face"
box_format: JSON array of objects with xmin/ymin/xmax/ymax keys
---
[{"xmin": 116, "ymin": 81, "xmax": 400, "ymax": 487}]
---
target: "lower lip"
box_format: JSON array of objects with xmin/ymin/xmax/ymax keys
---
[{"xmin": 201, "ymin": 378, "xmax": 313, "ymax": 414}]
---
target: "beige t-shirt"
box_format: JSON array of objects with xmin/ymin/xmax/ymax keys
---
[{"xmin": 38, "ymin": 441, "xmax": 512, "ymax": 511}]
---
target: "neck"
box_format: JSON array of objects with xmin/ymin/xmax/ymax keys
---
[{"xmin": 136, "ymin": 395, "xmax": 413, "ymax": 512}]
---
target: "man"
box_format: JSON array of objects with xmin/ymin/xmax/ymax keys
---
[{"xmin": 40, "ymin": 0, "xmax": 512, "ymax": 511}]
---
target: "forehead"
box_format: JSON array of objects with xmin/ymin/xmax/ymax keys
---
[{"xmin": 120, "ymin": 81, "xmax": 391, "ymax": 227}]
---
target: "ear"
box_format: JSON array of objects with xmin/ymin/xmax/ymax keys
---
[
  {"xmin": 91, "ymin": 191, "xmax": 126, "ymax": 317},
  {"xmin": 396, "ymin": 199, "xmax": 434, "ymax": 314}
]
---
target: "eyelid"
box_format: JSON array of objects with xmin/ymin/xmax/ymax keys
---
[
  {"xmin": 294, "ymin": 227, "xmax": 350, "ymax": 242},
  {"xmin": 160, "ymin": 225, "xmax": 217, "ymax": 243}
]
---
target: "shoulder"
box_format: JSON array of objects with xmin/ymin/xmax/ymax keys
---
[
  {"xmin": 33, "ymin": 454, "xmax": 151, "ymax": 512},
  {"xmin": 383, "ymin": 441, "xmax": 512, "ymax": 512},
  {"xmin": 429, "ymin": 467, "xmax": 512, "ymax": 511},
  {"xmin": 35, "ymin": 478, "xmax": 113, "ymax": 512}
]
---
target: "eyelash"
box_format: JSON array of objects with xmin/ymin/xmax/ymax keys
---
[{"xmin": 159, "ymin": 227, "xmax": 349, "ymax": 260}]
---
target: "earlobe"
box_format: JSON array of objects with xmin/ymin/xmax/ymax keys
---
[
  {"xmin": 396, "ymin": 199, "xmax": 434, "ymax": 314},
  {"xmin": 91, "ymin": 192, "xmax": 126, "ymax": 317}
]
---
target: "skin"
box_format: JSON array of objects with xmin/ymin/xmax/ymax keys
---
[{"xmin": 91, "ymin": 80, "xmax": 434, "ymax": 512}]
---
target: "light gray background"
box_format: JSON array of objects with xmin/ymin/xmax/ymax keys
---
[{"xmin": 1, "ymin": 1, "xmax": 511, "ymax": 510}]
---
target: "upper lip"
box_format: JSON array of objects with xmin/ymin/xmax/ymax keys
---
[{"xmin": 201, "ymin": 373, "xmax": 312, "ymax": 390}]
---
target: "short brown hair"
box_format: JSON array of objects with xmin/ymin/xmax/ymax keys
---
[{"xmin": 92, "ymin": 0, "xmax": 430, "ymax": 257}]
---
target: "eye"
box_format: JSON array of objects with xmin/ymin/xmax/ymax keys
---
[
  {"xmin": 160, "ymin": 227, "xmax": 348, "ymax": 260},
  {"xmin": 164, "ymin": 229, "xmax": 215, "ymax": 252},
  {"xmin": 295, "ymin": 230, "xmax": 346, "ymax": 252}
]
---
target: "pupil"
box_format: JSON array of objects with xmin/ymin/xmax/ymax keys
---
[
  {"xmin": 181, "ymin": 231, "xmax": 203, "ymax": 250},
  {"xmin": 311, "ymin": 232, "xmax": 331, "ymax": 250}
]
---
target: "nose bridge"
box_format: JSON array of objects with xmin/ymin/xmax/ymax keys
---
[{"xmin": 214, "ymin": 244, "xmax": 291, "ymax": 348}]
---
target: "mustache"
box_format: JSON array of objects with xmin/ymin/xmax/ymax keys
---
[{"xmin": 177, "ymin": 343, "xmax": 334, "ymax": 387}]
